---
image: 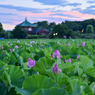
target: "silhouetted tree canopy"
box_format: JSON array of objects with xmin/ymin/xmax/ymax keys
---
[
  {"xmin": 12, "ymin": 26, "xmax": 27, "ymax": 39},
  {"xmin": 86, "ymin": 25, "xmax": 94, "ymax": 34},
  {"xmin": 0, "ymin": 23, "xmax": 5, "ymax": 37},
  {"xmin": 52, "ymin": 24, "xmax": 68, "ymax": 38}
]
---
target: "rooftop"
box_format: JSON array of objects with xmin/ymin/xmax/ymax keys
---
[{"xmin": 17, "ymin": 18, "xmax": 37, "ymax": 27}]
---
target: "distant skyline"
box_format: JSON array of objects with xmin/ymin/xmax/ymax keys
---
[{"xmin": 0, "ymin": 0, "xmax": 95, "ymax": 30}]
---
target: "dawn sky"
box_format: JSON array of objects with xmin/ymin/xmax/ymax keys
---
[{"xmin": 0, "ymin": 0, "xmax": 95, "ymax": 30}]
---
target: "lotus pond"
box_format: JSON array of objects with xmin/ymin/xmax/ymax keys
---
[{"xmin": 0, "ymin": 39, "xmax": 95, "ymax": 95}]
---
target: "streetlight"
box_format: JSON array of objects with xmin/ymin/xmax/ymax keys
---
[
  {"xmin": 56, "ymin": 33, "xmax": 58, "ymax": 35},
  {"xmin": 82, "ymin": 29, "xmax": 84, "ymax": 32}
]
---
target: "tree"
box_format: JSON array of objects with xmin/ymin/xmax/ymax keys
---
[
  {"xmin": 0, "ymin": 23, "xmax": 5, "ymax": 37},
  {"xmin": 86, "ymin": 24, "xmax": 94, "ymax": 34},
  {"xmin": 12, "ymin": 26, "xmax": 27, "ymax": 39},
  {"xmin": 52, "ymin": 24, "xmax": 68, "ymax": 38},
  {"xmin": 37, "ymin": 21, "xmax": 48, "ymax": 29},
  {"xmin": 94, "ymin": 27, "xmax": 95, "ymax": 33},
  {"xmin": 48, "ymin": 22, "xmax": 56, "ymax": 31},
  {"xmin": 66, "ymin": 29, "xmax": 73, "ymax": 38}
]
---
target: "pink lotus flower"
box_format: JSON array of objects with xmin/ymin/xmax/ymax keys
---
[
  {"xmin": 52, "ymin": 64, "xmax": 59, "ymax": 75},
  {"xmin": 30, "ymin": 41, "xmax": 33, "ymax": 44},
  {"xmin": 27, "ymin": 58, "xmax": 35, "ymax": 68},
  {"xmin": 67, "ymin": 44, "xmax": 70, "ymax": 46},
  {"xmin": 30, "ymin": 45, "xmax": 32, "ymax": 47},
  {"xmin": 9, "ymin": 49, "xmax": 12, "ymax": 52},
  {"xmin": 30, "ymin": 41, "xmax": 35, "ymax": 44},
  {"xmin": 67, "ymin": 59, "xmax": 72, "ymax": 63},
  {"xmin": 59, "ymin": 69, "xmax": 62, "ymax": 72},
  {"xmin": 32, "ymin": 41, "xmax": 35, "ymax": 43},
  {"xmin": 77, "ymin": 55, "xmax": 79, "ymax": 60},
  {"xmin": 10, "ymin": 44, "xmax": 12, "ymax": 46},
  {"xmin": 52, "ymin": 50, "xmax": 62, "ymax": 58},
  {"xmin": 17, "ymin": 40, "xmax": 20, "ymax": 43},
  {"xmin": 81, "ymin": 42, "xmax": 85, "ymax": 47},
  {"xmin": 1, "ymin": 46, "xmax": 3, "ymax": 50},
  {"xmin": 15, "ymin": 45, "xmax": 19, "ymax": 49},
  {"xmin": 61, "ymin": 43, "xmax": 63, "ymax": 45}
]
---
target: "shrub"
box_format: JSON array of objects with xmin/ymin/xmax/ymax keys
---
[
  {"xmin": 28, "ymin": 35, "xmax": 49, "ymax": 39},
  {"xmin": 86, "ymin": 25, "xmax": 94, "ymax": 34}
]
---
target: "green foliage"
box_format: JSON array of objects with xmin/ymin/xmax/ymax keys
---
[
  {"xmin": 53, "ymin": 24, "xmax": 68, "ymax": 38},
  {"xmin": 0, "ymin": 22, "xmax": 5, "ymax": 37},
  {"xmin": 0, "ymin": 60, "xmax": 5, "ymax": 75},
  {"xmin": 1, "ymin": 65, "xmax": 25, "ymax": 88},
  {"xmin": 4, "ymin": 30, "xmax": 12, "ymax": 39},
  {"xmin": 90, "ymin": 82, "xmax": 95, "ymax": 94},
  {"xmin": 28, "ymin": 35, "xmax": 49, "ymax": 39},
  {"xmin": 33, "ymin": 57, "xmax": 55, "ymax": 75},
  {"xmin": 0, "ymin": 80, "xmax": 6, "ymax": 95},
  {"xmin": 32, "ymin": 87, "xmax": 67, "ymax": 95},
  {"xmin": 1, "ymin": 39, "xmax": 95, "ymax": 94},
  {"xmin": 12, "ymin": 26, "xmax": 27, "ymax": 39},
  {"xmin": 37, "ymin": 21, "xmax": 48, "ymax": 29},
  {"xmin": 22, "ymin": 75, "xmax": 58, "ymax": 94},
  {"xmin": 86, "ymin": 24, "xmax": 94, "ymax": 34}
]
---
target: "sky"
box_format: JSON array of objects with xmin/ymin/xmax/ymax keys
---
[{"xmin": 0, "ymin": 0, "xmax": 95, "ymax": 30}]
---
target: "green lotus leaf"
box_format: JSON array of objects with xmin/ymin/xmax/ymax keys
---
[
  {"xmin": 0, "ymin": 80, "xmax": 6, "ymax": 95},
  {"xmin": 20, "ymin": 52, "xmax": 30, "ymax": 62},
  {"xmin": 5, "ymin": 65, "xmax": 25, "ymax": 87},
  {"xmin": 17, "ymin": 56, "xmax": 23, "ymax": 66},
  {"xmin": 22, "ymin": 75, "xmax": 58, "ymax": 94},
  {"xmin": 7, "ymin": 87, "xmax": 18, "ymax": 95},
  {"xmin": 85, "ymin": 68, "xmax": 95, "ymax": 78},
  {"xmin": 80, "ymin": 56, "xmax": 93, "ymax": 72},
  {"xmin": 8, "ymin": 54, "xmax": 17, "ymax": 65},
  {"xmin": 90, "ymin": 82, "xmax": 95, "ymax": 94},
  {"xmin": 73, "ymin": 62, "xmax": 83, "ymax": 77},
  {"xmin": 70, "ymin": 82, "xmax": 81, "ymax": 95},
  {"xmin": 82, "ymin": 86, "xmax": 93, "ymax": 95},
  {"xmin": 0, "ymin": 60, "xmax": 5, "ymax": 75},
  {"xmin": 15, "ymin": 87, "xmax": 31, "ymax": 95},
  {"xmin": 68, "ymin": 76, "xmax": 86, "ymax": 92},
  {"xmin": 43, "ymin": 49, "xmax": 51, "ymax": 57},
  {"xmin": 47, "ymin": 69, "xmax": 69, "ymax": 87},
  {"xmin": 32, "ymin": 87, "xmax": 67, "ymax": 95},
  {"xmin": 33, "ymin": 57, "xmax": 55, "ymax": 75}
]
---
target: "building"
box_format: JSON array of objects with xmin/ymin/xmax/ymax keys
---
[{"xmin": 17, "ymin": 18, "xmax": 50, "ymax": 35}]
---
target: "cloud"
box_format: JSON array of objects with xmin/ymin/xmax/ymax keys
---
[
  {"xmin": 0, "ymin": 0, "xmax": 57, "ymax": 9},
  {"xmin": 1, "ymin": 0, "xmax": 95, "ymax": 30},
  {"xmin": 33, "ymin": 0, "xmax": 67, "ymax": 5},
  {"xmin": 87, "ymin": 0, "xmax": 95, "ymax": 4},
  {"xmin": 73, "ymin": 5, "xmax": 95, "ymax": 15},
  {"xmin": 62, "ymin": 11, "xmax": 95, "ymax": 20},
  {"xmin": 67, "ymin": 3, "xmax": 81, "ymax": 7},
  {"xmin": 65, "ymin": 0, "xmax": 95, "ymax": 10},
  {"xmin": 0, "ymin": 13, "xmax": 15, "ymax": 15},
  {"xmin": 2, "ymin": 23, "xmax": 15, "ymax": 30},
  {"xmin": 0, "ymin": 4, "xmax": 44, "ymax": 13}
]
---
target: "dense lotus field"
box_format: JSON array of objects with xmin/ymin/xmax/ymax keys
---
[{"xmin": 1, "ymin": 39, "xmax": 95, "ymax": 95}]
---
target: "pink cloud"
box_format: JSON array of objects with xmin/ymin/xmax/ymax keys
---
[
  {"xmin": 63, "ymin": 11, "xmax": 95, "ymax": 20},
  {"xmin": 1, "ymin": 8, "xmax": 95, "ymax": 30},
  {"xmin": 21, "ymin": 11, "xmax": 56, "ymax": 17},
  {"xmin": 20, "ymin": 10, "xmax": 95, "ymax": 21}
]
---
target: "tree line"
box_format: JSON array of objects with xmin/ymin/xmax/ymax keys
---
[{"xmin": 0, "ymin": 18, "xmax": 95, "ymax": 39}]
